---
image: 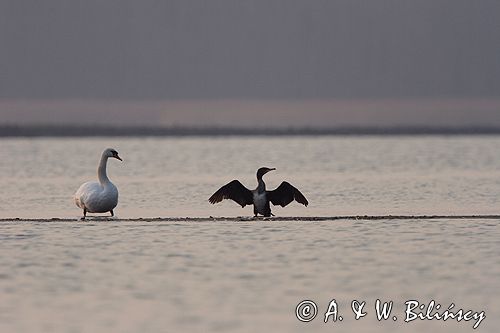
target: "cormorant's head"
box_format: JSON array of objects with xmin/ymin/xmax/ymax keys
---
[
  {"xmin": 103, "ymin": 148, "xmax": 122, "ymax": 161},
  {"xmin": 256, "ymin": 167, "xmax": 276, "ymax": 179}
]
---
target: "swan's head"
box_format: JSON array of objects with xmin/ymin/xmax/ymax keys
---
[
  {"xmin": 104, "ymin": 148, "xmax": 122, "ymax": 161},
  {"xmin": 256, "ymin": 167, "xmax": 275, "ymax": 179}
]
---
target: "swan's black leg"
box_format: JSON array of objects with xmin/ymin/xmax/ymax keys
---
[
  {"xmin": 110, "ymin": 210, "xmax": 114, "ymax": 217},
  {"xmin": 81, "ymin": 207, "xmax": 87, "ymax": 221}
]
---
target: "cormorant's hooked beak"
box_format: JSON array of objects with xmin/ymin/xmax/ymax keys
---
[{"xmin": 267, "ymin": 167, "xmax": 276, "ymax": 173}]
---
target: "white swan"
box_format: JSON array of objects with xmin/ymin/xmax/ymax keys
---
[{"xmin": 74, "ymin": 148, "xmax": 122, "ymax": 220}]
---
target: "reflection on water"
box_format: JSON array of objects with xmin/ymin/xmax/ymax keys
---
[{"xmin": 0, "ymin": 136, "xmax": 500, "ymax": 332}]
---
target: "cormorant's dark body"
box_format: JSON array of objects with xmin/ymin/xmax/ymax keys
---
[{"xmin": 209, "ymin": 167, "xmax": 308, "ymax": 217}]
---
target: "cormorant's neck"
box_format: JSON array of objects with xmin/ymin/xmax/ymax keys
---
[
  {"xmin": 257, "ymin": 177, "xmax": 266, "ymax": 193},
  {"xmin": 97, "ymin": 155, "xmax": 110, "ymax": 185}
]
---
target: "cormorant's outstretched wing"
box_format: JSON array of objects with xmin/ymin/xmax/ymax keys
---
[
  {"xmin": 267, "ymin": 181, "xmax": 308, "ymax": 207},
  {"xmin": 208, "ymin": 180, "xmax": 253, "ymax": 207}
]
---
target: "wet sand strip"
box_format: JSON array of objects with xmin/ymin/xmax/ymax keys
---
[{"xmin": 1, "ymin": 215, "xmax": 500, "ymax": 222}]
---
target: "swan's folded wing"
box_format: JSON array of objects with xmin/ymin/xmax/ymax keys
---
[
  {"xmin": 267, "ymin": 181, "xmax": 308, "ymax": 207},
  {"xmin": 74, "ymin": 181, "xmax": 97, "ymax": 208},
  {"xmin": 208, "ymin": 180, "xmax": 253, "ymax": 207},
  {"xmin": 74, "ymin": 181, "xmax": 111, "ymax": 211}
]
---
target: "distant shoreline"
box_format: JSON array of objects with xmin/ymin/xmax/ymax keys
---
[{"xmin": 2, "ymin": 125, "xmax": 500, "ymax": 137}]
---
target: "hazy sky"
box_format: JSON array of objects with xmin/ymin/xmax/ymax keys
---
[{"xmin": 1, "ymin": 0, "xmax": 500, "ymax": 100}]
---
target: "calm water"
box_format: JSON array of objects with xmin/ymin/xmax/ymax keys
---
[
  {"xmin": 2, "ymin": 136, "xmax": 500, "ymax": 218},
  {"xmin": 1, "ymin": 136, "xmax": 499, "ymax": 332}
]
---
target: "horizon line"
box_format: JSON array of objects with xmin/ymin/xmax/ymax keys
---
[{"xmin": 3, "ymin": 124, "xmax": 500, "ymax": 137}]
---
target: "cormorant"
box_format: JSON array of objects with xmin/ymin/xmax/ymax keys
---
[{"xmin": 208, "ymin": 167, "xmax": 308, "ymax": 217}]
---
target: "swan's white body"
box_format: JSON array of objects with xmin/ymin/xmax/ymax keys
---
[
  {"xmin": 74, "ymin": 148, "xmax": 121, "ymax": 218},
  {"xmin": 74, "ymin": 181, "xmax": 118, "ymax": 213}
]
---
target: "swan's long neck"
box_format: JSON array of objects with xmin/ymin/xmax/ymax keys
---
[{"xmin": 97, "ymin": 155, "xmax": 111, "ymax": 185}]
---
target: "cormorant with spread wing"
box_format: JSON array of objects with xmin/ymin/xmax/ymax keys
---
[{"xmin": 208, "ymin": 167, "xmax": 308, "ymax": 217}]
